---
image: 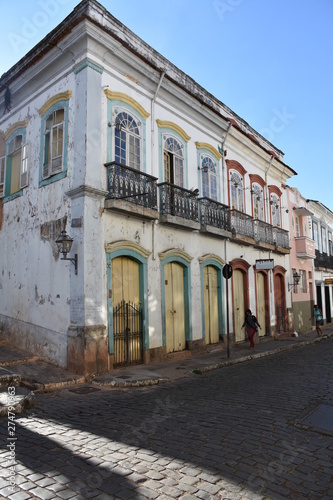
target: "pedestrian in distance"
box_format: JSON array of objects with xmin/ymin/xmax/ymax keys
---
[
  {"xmin": 309, "ymin": 304, "xmax": 323, "ymax": 337},
  {"xmin": 242, "ymin": 308, "xmax": 261, "ymax": 348}
]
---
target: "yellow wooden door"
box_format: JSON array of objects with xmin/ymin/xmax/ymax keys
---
[
  {"xmin": 112, "ymin": 257, "xmax": 140, "ymax": 365},
  {"xmin": 256, "ymin": 272, "xmax": 266, "ymax": 337},
  {"xmin": 165, "ymin": 262, "xmax": 185, "ymax": 353},
  {"xmin": 233, "ymin": 269, "xmax": 245, "ymax": 342},
  {"xmin": 204, "ymin": 266, "xmax": 219, "ymax": 344}
]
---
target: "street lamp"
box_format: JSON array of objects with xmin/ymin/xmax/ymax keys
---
[{"xmin": 56, "ymin": 230, "xmax": 78, "ymax": 275}]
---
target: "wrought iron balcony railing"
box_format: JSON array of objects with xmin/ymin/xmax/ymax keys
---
[
  {"xmin": 230, "ymin": 209, "xmax": 255, "ymax": 239},
  {"xmin": 105, "ymin": 161, "xmax": 158, "ymax": 210},
  {"xmin": 254, "ymin": 219, "xmax": 274, "ymax": 245},
  {"xmin": 199, "ymin": 197, "xmax": 231, "ymax": 231},
  {"xmin": 273, "ymin": 226, "xmax": 290, "ymax": 249},
  {"xmin": 314, "ymin": 250, "xmax": 333, "ymax": 270},
  {"xmin": 158, "ymin": 182, "xmax": 199, "ymax": 222}
]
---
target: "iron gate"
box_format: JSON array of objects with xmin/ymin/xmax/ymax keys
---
[
  {"xmin": 113, "ymin": 300, "xmax": 143, "ymax": 367},
  {"xmin": 275, "ymin": 305, "xmax": 285, "ymax": 334}
]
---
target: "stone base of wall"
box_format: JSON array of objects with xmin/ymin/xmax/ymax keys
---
[
  {"xmin": 0, "ymin": 314, "xmax": 67, "ymax": 367},
  {"xmin": 67, "ymin": 324, "xmax": 108, "ymax": 377}
]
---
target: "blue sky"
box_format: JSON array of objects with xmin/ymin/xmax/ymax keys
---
[{"xmin": 1, "ymin": 0, "xmax": 332, "ymax": 210}]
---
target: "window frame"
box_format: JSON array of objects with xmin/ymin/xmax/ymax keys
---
[
  {"xmin": 114, "ymin": 110, "xmax": 142, "ymax": 170},
  {"xmin": 201, "ymin": 154, "xmax": 218, "ymax": 201},
  {"xmin": 39, "ymin": 99, "xmax": 69, "ymax": 187},
  {"xmin": 1, "ymin": 128, "xmax": 28, "ymax": 201}
]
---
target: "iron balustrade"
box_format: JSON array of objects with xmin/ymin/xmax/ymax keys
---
[
  {"xmin": 105, "ymin": 161, "xmax": 158, "ymax": 210},
  {"xmin": 254, "ymin": 219, "xmax": 274, "ymax": 245},
  {"xmin": 199, "ymin": 197, "xmax": 231, "ymax": 231},
  {"xmin": 158, "ymin": 182, "xmax": 199, "ymax": 222},
  {"xmin": 230, "ymin": 209, "xmax": 255, "ymax": 239},
  {"xmin": 314, "ymin": 250, "xmax": 333, "ymax": 270},
  {"xmin": 273, "ymin": 226, "xmax": 289, "ymax": 249}
]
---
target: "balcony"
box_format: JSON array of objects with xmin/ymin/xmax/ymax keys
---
[
  {"xmin": 229, "ymin": 209, "xmax": 290, "ymax": 252},
  {"xmin": 199, "ymin": 198, "xmax": 231, "ymax": 237},
  {"xmin": 104, "ymin": 162, "xmax": 158, "ymax": 220},
  {"xmin": 158, "ymin": 182, "xmax": 200, "ymax": 230},
  {"xmin": 314, "ymin": 250, "xmax": 333, "ymax": 271},
  {"xmin": 295, "ymin": 236, "xmax": 316, "ymax": 259}
]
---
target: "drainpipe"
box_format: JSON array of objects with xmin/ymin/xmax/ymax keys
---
[
  {"xmin": 265, "ymin": 155, "xmax": 274, "ymax": 217},
  {"xmin": 220, "ymin": 122, "xmax": 232, "ymax": 204},
  {"xmin": 151, "ymin": 71, "xmax": 165, "ymax": 178},
  {"xmin": 150, "ymin": 72, "xmax": 165, "ymax": 260}
]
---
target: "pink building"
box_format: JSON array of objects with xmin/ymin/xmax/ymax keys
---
[{"xmin": 287, "ymin": 187, "xmax": 315, "ymax": 332}]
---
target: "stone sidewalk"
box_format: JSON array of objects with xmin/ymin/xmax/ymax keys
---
[{"xmin": 0, "ymin": 327, "xmax": 332, "ymax": 404}]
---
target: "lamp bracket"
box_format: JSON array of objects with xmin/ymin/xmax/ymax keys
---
[{"xmin": 61, "ymin": 254, "xmax": 78, "ymax": 275}]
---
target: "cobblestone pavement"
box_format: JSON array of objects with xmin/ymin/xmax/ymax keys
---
[{"xmin": 1, "ymin": 338, "xmax": 332, "ymax": 500}]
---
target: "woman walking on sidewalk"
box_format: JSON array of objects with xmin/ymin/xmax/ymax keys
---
[
  {"xmin": 242, "ymin": 309, "xmax": 261, "ymax": 348},
  {"xmin": 310, "ymin": 304, "xmax": 323, "ymax": 337}
]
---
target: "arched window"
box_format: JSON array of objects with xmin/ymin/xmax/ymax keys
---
[
  {"xmin": 201, "ymin": 156, "xmax": 217, "ymax": 200},
  {"xmin": 163, "ymin": 136, "xmax": 184, "ymax": 187},
  {"xmin": 270, "ymin": 194, "xmax": 281, "ymax": 227},
  {"xmin": 230, "ymin": 171, "xmax": 244, "ymax": 211},
  {"xmin": 114, "ymin": 111, "xmax": 141, "ymax": 170},
  {"xmin": 252, "ymin": 184, "xmax": 264, "ymax": 220}
]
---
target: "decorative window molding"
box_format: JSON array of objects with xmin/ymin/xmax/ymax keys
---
[
  {"xmin": 156, "ymin": 120, "xmax": 190, "ymax": 142},
  {"xmin": 104, "ymin": 90, "xmax": 150, "ymax": 119},
  {"xmin": 39, "ymin": 95, "xmax": 70, "ymax": 186},
  {"xmin": 38, "ymin": 90, "xmax": 72, "ymax": 116},
  {"xmin": 1, "ymin": 126, "xmax": 29, "ymax": 201},
  {"xmin": 195, "ymin": 142, "xmax": 222, "ymax": 160}
]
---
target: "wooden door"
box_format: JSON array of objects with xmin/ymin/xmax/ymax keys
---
[
  {"xmin": 274, "ymin": 273, "xmax": 285, "ymax": 334},
  {"xmin": 165, "ymin": 262, "xmax": 186, "ymax": 353},
  {"xmin": 112, "ymin": 257, "xmax": 141, "ymax": 365},
  {"xmin": 256, "ymin": 272, "xmax": 266, "ymax": 336},
  {"xmin": 203, "ymin": 266, "xmax": 219, "ymax": 344},
  {"xmin": 233, "ymin": 269, "xmax": 245, "ymax": 342}
]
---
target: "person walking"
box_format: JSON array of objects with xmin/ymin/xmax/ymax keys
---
[
  {"xmin": 310, "ymin": 304, "xmax": 323, "ymax": 337},
  {"xmin": 242, "ymin": 308, "xmax": 261, "ymax": 348}
]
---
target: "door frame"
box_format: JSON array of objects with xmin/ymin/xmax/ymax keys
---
[
  {"xmin": 230, "ymin": 258, "xmax": 251, "ymax": 342},
  {"xmin": 254, "ymin": 267, "xmax": 270, "ymax": 336},
  {"xmin": 159, "ymin": 249, "xmax": 192, "ymax": 349},
  {"xmin": 106, "ymin": 241, "xmax": 150, "ymax": 355},
  {"xmin": 199, "ymin": 255, "xmax": 225, "ymax": 343}
]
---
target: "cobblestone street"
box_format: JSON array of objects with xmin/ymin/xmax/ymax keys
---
[{"xmin": 1, "ymin": 338, "xmax": 333, "ymax": 499}]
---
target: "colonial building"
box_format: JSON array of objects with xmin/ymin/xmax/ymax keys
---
[
  {"xmin": 286, "ymin": 187, "xmax": 315, "ymax": 333},
  {"xmin": 0, "ymin": 0, "xmax": 297, "ymax": 375},
  {"xmin": 308, "ymin": 200, "xmax": 333, "ymax": 323}
]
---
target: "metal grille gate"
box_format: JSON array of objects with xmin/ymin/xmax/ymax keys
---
[
  {"xmin": 113, "ymin": 300, "xmax": 143, "ymax": 367},
  {"xmin": 275, "ymin": 305, "xmax": 285, "ymax": 334}
]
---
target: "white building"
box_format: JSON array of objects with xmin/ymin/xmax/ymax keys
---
[
  {"xmin": 0, "ymin": 0, "xmax": 297, "ymax": 375},
  {"xmin": 308, "ymin": 200, "xmax": 333, "ymax": 323}
]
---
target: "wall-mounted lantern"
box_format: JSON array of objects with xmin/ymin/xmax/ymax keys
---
[
  {"xmin": 56, "ymin": 230, "xmax": 78, "ymax": 275},
  {"xmin": 288, "ymin": 271, "xmax": 300, "ymax": 291}
]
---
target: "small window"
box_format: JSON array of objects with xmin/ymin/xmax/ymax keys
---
[
  {"xmin": 43, "ymin": 108, "xmax": 64, "ymax": 179},
  {"xmin": 299, "ymin": 270, "xmax": 306, "ymax": 293}
]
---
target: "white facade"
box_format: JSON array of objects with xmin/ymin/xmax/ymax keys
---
[{"xmin": 0, "ymin": 0, "xmax": 297, "ymax": 374}]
